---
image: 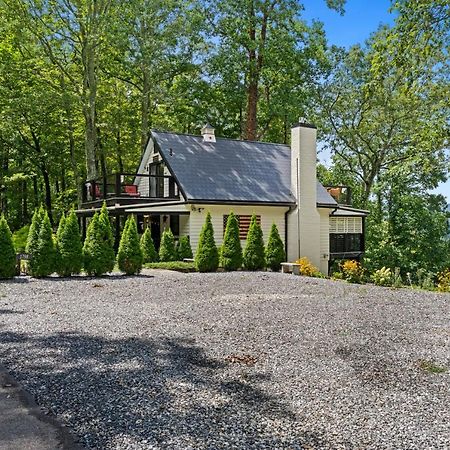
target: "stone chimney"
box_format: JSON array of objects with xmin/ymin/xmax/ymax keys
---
[
  {"xmin": 286, "ymin": 120, "xmax": 321, "ymax": 268},
  {"xmin": 201, "ymin": 123, "xmax": 216, "ymax": 143}
]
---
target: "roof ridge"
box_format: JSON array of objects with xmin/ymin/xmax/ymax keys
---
[{"xmin": 151, "ymin": 129, "xmax": 289, "ymax": 148}]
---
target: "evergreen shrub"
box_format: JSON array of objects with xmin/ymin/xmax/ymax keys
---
[
  {"xmin": 220, "ymin": 212, "xmax": 242, "ymax": 270},
  {"xmin": 140, "ymin": 227, "xmax": 158, "ymax": 263},
  {"xmin": 265, "ymin": 223, "xmax": 285, "ymax": 271},
  {"xmin": 0, "ymin": 215, "xmax": 17, "ymax": 279},
  {"xmin": 195, "ymin": 212, "xmax": 219, "ymax": 272},
  {"xmin": 243, "ymin": 214, "xmax": 265, "ymax": 270},
  {"xmin": 117, "ymin": 215, "xmax": 143, "ymax": 275}
]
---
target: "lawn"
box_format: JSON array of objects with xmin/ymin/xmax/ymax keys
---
[{"xmin": 0, "ymin": 271, "xmax": 449, "ymax": 449}]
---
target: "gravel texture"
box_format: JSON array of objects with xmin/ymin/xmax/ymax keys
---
[{"xmin": 0, "ymin": 270, "xmax": 449, "ymax": 449}]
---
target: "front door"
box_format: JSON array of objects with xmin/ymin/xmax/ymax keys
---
[{"xmin": 150, "ymin": 215, "xmax": 161, "ymax": 250}]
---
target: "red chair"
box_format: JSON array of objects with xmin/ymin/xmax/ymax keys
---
[{"xmin": 123, "ymin": 185, "xmax": 140, "ymax": 196}]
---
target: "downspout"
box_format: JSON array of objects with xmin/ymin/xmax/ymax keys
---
[{"xmin": 297, "ymin": 158, "xmax": 301, "ymax": 257}]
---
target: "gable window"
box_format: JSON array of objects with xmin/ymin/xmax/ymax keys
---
[{"xmin": 223, "ymin": 214, "xmax": 261, "ymax": 239}]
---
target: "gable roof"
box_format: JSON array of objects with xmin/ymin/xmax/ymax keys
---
[{"xmin": 152, "ymin": 130, "xmax": 337, "ymax": 206}]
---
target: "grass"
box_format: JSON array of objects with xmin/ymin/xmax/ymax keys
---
[
  {"xmin": 144, "ymin": 261, "xmax": 197, "ymax": 273},
  {"xmin": 418, "ymin": 359, "xmax": 447, "ymax": 374}
]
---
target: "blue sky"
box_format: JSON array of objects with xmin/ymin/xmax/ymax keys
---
[{"xmin": 301, "ymin": 0, "xmax": 450, "ymax": 200}]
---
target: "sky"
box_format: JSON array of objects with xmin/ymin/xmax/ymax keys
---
[{"xmin": 300, "ymin": 0, "xmax": 450, "ymax": 201}]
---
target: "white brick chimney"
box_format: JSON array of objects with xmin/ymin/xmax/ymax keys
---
[
  {"xmin": 201, "ymin": 123, "xmax": 216, "ymax": 143},
  {"xmin": 287, "ymin": 120, "xmax": 321, "ymax": 268}
]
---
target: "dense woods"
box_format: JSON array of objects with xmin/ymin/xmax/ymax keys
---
[{"xmin": 0, "ymin": 0, "xmax": 449, "ymax": 273}]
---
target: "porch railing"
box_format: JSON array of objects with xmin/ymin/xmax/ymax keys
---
[{"xmin": 82, "ymin": 173, "xmax": 179, "ymax": 203}]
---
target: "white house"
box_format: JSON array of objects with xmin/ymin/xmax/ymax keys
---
[{"xmin": 78, "ymin": 122, "xmax": 368, "ymax": 274}]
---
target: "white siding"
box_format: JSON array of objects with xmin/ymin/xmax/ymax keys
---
[
  {"xmin": 189, "ymin": 204, "xmax": 289, "ymax": 255},
  {"xmin": 319, "ymin": 208, "xmax": 331, "ymax": 274},
  {"xmin": 180, "ymin": 215, "xmax": 189, "ymax": 236}
]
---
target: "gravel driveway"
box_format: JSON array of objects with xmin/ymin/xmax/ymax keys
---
[{"xmin": 0, "ymin": 271, "xmax": 449, "ymax": 449}]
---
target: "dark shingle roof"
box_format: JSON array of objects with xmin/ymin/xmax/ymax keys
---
[{"xmin": 152, "ymin": 131, "xmax": 336, "ymax": 206}]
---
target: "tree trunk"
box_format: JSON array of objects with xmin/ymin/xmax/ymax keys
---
[
  {"xmin": 116, "ymin": 129, "xmax": 124, "ymax": 173},
  {"xmin": 245, "ymin": 81, "xmax": 258, "ymax": 140},
  {"xmin": 141, "ymin": 67, "xmax": 150, "ymax": 152},
  {"xmin": 41, "ymin": 165, "xmax": 53, "ymax": 225}
]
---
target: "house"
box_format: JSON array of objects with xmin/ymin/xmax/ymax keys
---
[{"xmin": 77, "ymin": 122, "xmax": 368, "ymax": 274}]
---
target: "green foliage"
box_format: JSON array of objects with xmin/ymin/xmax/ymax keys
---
[
  {"xmin": 26, "ymin": 207, "xmax": 43, "ymax": 265},
  {"xmin": 12, "ymin": 225, "xmax": 29, "ymax": 253},
  {"xmin": 265, "ymin": 223, "xmax": 285, "ymax": 272},
  {"xmin": 144, "ymin": 261, "xmax": 197, "ymax": 273},
  {"xmin": 415, "ymin": 268, "xmax": 435, "ymax": 291},
  {"xmin": 220, "ymin": 212, "xmax": 242, "ymax": 271},
  {"xmin": 195, "ymin": 212, "xmax": 219, "ymax": 272},
  {"xmin": 30, "ymin": 210, "xmax": 56, "ymax": 277},
  {"xmin": 0, "ymin": 215, "xmax": 17, "ymax": 278},
  {"xmin": 437, "ymin": 269, "xmax": 450, "ymax": 293},
  {"xmin": 243, "ymin": 214, "xmax": 265, "ymax": 271},
  {"xmin": 140, "ymin": 228, "xmax": 158, "ymax": 263},
  {"xmin": 117, "ymin": 215, "xmax": 143, "ymax": 275},
  {"xmin": 56, "ymin": 210, "xmax": 83, "ymax": 276},
  {"xmin": 83, "ymin": 211, "xmax": 115, "ymax": 276},
  {"xmin": 159, "ymin": 228, "xmax": 177, "ymax": 262},
  {"xmin": 176, "ymin": 235, "xmax": 193, "ymax": 261},
  {"xmin": 371, "ymin": 267, "xmax": 393, "ymax": 286}
]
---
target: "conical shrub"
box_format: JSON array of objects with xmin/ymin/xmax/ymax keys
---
[
  {"xmin": 26, "ymin": 206, "xmax": 43, "ymax": 274},
  {"xmin": 31, "ymin": 210, "xmax": 56, "ymax": 277},
  {"xmin": 159, "ymin": 228, "xmax": 177, "ymax": 262},
  {"xmin": 0, "ymin": 215, "xmax": 17, "ymax": 279},
  {"xmin": 195, "ymin": 212, "xmax": 219, "ymax": 272},
  {"xmin": 140, "ymin": 227, "xmax": 158, "ymax": 263},
  {"xmin": 56, "ymin": 210, "xmax": 83, "ymax": 276},
  {"xmin": 117, "ymin": 215, "xmax": 143, "ymax": 275},
  {"xmin": 265, "ymin": 223, "xmax": 285, "ymax": 271},
  {"xmin": 243, "ymin": 214, "xmax": 265, "ymax": 270},
  {"xmin": 220, "ymin": 212, "xmax": 242, "ymax": 271},
  {"xmin": 177, "ymin": 235, "xmax": 193, "ymax": 261},
  {"xmin": 83, "ymin": 210, "xmax": 115, "ymax": 276}
]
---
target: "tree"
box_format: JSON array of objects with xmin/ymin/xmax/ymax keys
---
[
  {"xmin": 243, "ymin": 214, "xmax": 265, "ymax": 270},
  {"xmin": 265, "ymin": 223, "xmax": 285, "ymax": 271},
  {"xmin": 31, "ymin": 210, "xmax": 56, "ymax": 277},
  {"xmin": 177, "ymin": 235, "xmax": 193, "ymax": 261},
  {"xmin": 159, "ymin": 228, "xmax": 177, "ymax": 262},
  {"xmin": 117, "ymin": 215, "xmax": 143, "ymax": 275},
  {"xmin": 83, "ymin": 211, "xmax": 115, "ymax": 276},
  {"xmin": 0, "ymin": 215, "xmax": 16, "ymax": 278},
  {"xmin": 56, "ymin": 210, "xmax": 83, "ymax": 276},
  {"xmin": 195, "ymin": 212, "xmax": 219, "ymax": 272},
  {"xmin": 26, "ymin": 206, "xmax": 44, "ymax": 274},
  {"xmin": 140, "ymin": 227, "xmax": 158, "ymax": 263},
  {"xmin": 220, "ymin": 212, "xmax": 242, "ymax": 270}
]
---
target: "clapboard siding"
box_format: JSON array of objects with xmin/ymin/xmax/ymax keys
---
[
  {"xmin": 319, "ymin": 208, "xmax": 331, "ymax": 274},
  {"xmin": 189, "ymin": 205, "xmax": 289, "ymax": 254}
]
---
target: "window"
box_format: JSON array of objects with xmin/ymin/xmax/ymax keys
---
[
  {"xmin": 223, "ymin": 214, "xmax": 261, "ymax": 239},
  {"xmin": 330, "ymin": 233, "xmax": 363, "ymax": 253},
  {"xmin": 330, "ymin": 217, "xmax": 362, "ymax": 234}
]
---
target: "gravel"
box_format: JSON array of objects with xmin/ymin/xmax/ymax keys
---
[{"xmin": 0, "ymin": 270, "xmax": 449, "ymax": 449}]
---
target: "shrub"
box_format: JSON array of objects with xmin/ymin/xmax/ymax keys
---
[
  {"xmin": 56, "ymin": 210, "xmax": 83, "ymax": 276},
  {"xmin": 371, "ymin": 267, "xmax": 393, "ymax": 286},
  {"xmin": 265, "ymin": 223, "xmax": 285, "ymax": 271},
  {"xmin": 159, "ymin": 228, "xmax": 177, "ymax": 262},
  {"xmin": 415, "ymin": 268, "xmax": 435, "ymax": 290},
  {"xmin": 341, "ymin": 260, "xmax": 364, "ymax": 284},
  {"xmin": 243, "ymin": 214, "xmax": 265, "ymax": 270},
  {"xmin": 144, "ymin": 261, "xmax": 197, "ymax": 273},
  {"xmin": 117, "ymin": 215, "xmax": 143, "ymax": 275},
  {"xmin": 26, "ymin": 207, "xmax": 44, "ymax": 273},
  {"xmin": 0, "ymin": 215, "xmax": 17, "ymax": 279},
  {"xmin": 392, "ymin": 267, "xmax": 403, "ymax": 288},
  {"xmin": 195, "ymin": 212, "xmax": 219, "ymax": 272},
  {"xmin": 83, "ymin": 211, "xmax": 115, "ymax": 276},
  {"xmin": 220, "ymin": 212, "xmax": 242, "ymax": 270},
  {"xmin": 177, "ymin": 235, "xmax": 193, "ymax": 261},
  {"xmin": 437, "ymin": 269, "xmax": 450, "ymax": 292},
  {"xmin": 295, "ymin": 257, "xmax": 320, "ymax": 277},
  {"xmin": 140, "ymin": 228, "xmax": 158, "ymax": 263},
  {"xmin": 31, "ymin": 211, "xmax": 56, "ymax": 277},
  {"xmin": 12, "ymin": 225, "xmax": 29, "ymax": 253}
]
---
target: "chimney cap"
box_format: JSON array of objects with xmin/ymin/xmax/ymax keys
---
[{"xmin": 292, "ymin": 120, "xmax": 317, "ymax": 130}]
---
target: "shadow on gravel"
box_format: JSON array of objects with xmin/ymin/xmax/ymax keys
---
[
  {"xmin": 0, "ymin": 330, "xmax": 328, "ymax": 449},
  {"xmin": 0, "ymin": 309, "xmax": 24, "ymax": 315}
]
